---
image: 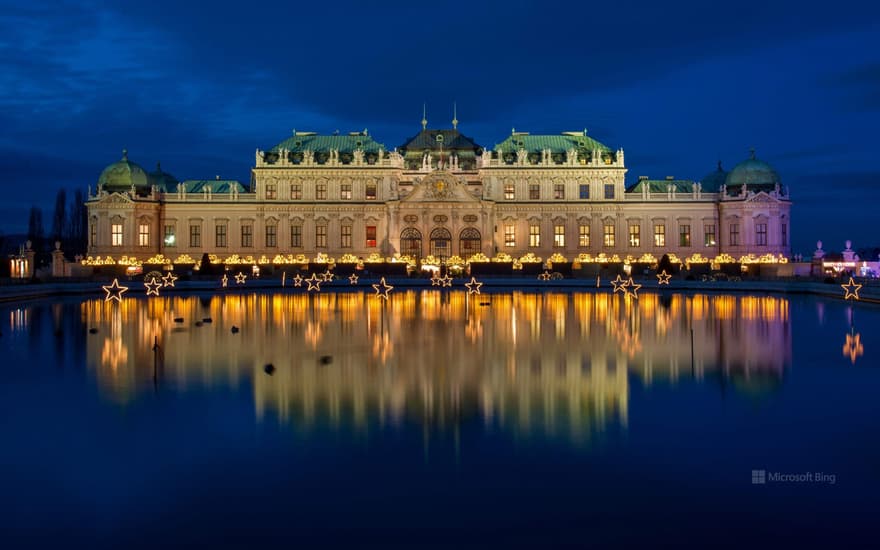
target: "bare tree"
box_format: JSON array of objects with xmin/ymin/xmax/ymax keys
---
[{"xmin": 27, "ymin": 206, "xmax": 45, "ymax": 252}]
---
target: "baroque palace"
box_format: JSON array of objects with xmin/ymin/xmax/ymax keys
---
[{"xmin": 85, "ymin": 116, "xmax": 792, "ymax": 269}]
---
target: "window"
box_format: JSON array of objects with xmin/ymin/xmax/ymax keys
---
[
  {"xmin": 729, "ymin": 223, "xmax": 740, "ymax": 246},
  {"xmin": 504, "ymin": 183, "xmax": 515, "ymax": 200},
  {"xmin": 654, "ymin": 224, "xmax": 666, "ymax": 247},
  {"xmin": 290, "ymin": 225, "xmax": 302, "ymax": 248},
  {"xmin": 603, "ymin": 223, "xmax": 615, "ymax": 247},
  {"xmin": 341, "ymin": 224, "xmax": 352, "ymax": 248},
  {"xmin": 315, "ymin": 225, "xmax": 327, "ymax": 248},
  {"xmin": 529, "ymin": 184, "xmax": 540, "ymax": 200},
  {"xmin": 365, "ymin": 182, "xmax": 377, "ymax": 200},
  {"xmin": 341, "ymin": 184, "xmax": 352, "ymax": 200},
  {"xmin": 164, "ymin": 224, "xmax": 175, "ymax": 247},
  {"xmin": 781, "ymin": 223, "xmax": 788, "ymax": 247},
  {"xmin": 756, "ymin": 223, "xmax": 767, "ymax": 246},
  {"xmin": 90, "ymin": 222, "xmax": 97, "ymax": 247},
  {"xmin": 366, "ymin": 225, "xmax": 377, "ymax": 248},
  {"xmin": 138, "ymin": 223, "xmax": 149, "ymax": 247},
  {"xmin": 704, "ymin": 224, "xmax": 716, "ymax": 246},
  {"xmin": 554, "ymin": 184, "xmax": 565, "ymax": 200},
  {"xmin": 316, "ymin": 183, "xmax": 327, "ymax": 200},
  {"xmin": 553, "ymin": 224, "xmax": 565, "ymax": 248},
  {"xmin": 459, "ymin": 228, "xmax": 481, "ymax": 257},
  {"xmin": 629, "ymin": 224, "xmax": 640, "ymax": 247},
  {"xmin": 679, "ymin": 225, "xmax": 691, "ymax": 247},
  {"xmin": 579, "ymin": 184, "xmax": 590, "ymax": 200},
  {"xmin": 189, "ymin": 224, "xmax": 201, "ymax": 248},
  {"xmin": 241, "ymin": 224, "xmax": 253, "ymax": 248},
  {"xmin": 111, "ymin": 223, "xmax": 123, "ymax": 247},
  {"xmin": 290, "ymin": 183, "xmax": 302, "ymax": 200},
  {"xmin": 504, "ymin": 224, "xmax": 515, "ymax": 248},
  {"xmin": 529, "ymin": 224, "xmax": 540, "ymax": 247},
  {"xmin": 215, "ymin": 224, "xmax": 227, "ymax": 248},
  {"xmin": 265, "ymin": 225, "xmax": 277, "ymax": 247},
  {"xmin": 604, "ymin": 184, "xmax": 615, "ymax": 199},
  {"xmin": 579, "ymin": 225, "xmax": 590, "ymax": 247},
  {"xmin": 265, "ymin": 183, "xmax": 277, "ymax": 200}
]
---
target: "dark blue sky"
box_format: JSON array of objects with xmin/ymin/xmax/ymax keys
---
[{"xmin": 1, "ymin": 0, "xmax": 878, "ymax": 254}]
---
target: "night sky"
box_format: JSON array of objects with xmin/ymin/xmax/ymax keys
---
[{"xmin": 1, "ymin": 1, "xmax": 878, "ymax": 254}]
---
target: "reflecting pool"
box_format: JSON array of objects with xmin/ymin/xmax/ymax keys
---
[{"xmin": 1, "ymin": 290, "xmax": 878, "ymax": 546}]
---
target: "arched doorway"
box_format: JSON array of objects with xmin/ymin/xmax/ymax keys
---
[
  {"xmin": 430, "ymin": 227, "xmax": 452, "ymax": 260},
  {"xmin": 400, "ymin": 227, "xmax": 422, "ymax": 258},
  {"xmin": 459, "ymin": 227, "xmax": 481, "ymax": 259}
]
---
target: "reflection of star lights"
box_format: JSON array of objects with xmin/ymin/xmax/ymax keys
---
[
  {"xmin": 293, "ymin": 274, "xmax": 304, "ymax": 287},
  {"xmin": 349, "ymin": 273, "xmax": 359, "ymax": 285},
  {"xmin": 144, "ymin": 278, "xmax": 162, "ymax": 296},
  {"xmin": 657, "ymin": 270, "xmax": 672, "ymax": 285},
  {"xmin": 843, "ymin": 331, "xmax": 864, "ymax": 364},
  {"xmin": 100, "ymin": 337, "xmax": 129, "ymax": 370},
  {"xmin": 441, "ymin": 274, "xmax": 453, "ymax": 287},
  {"xmin": 465, "ymin": 277, "xmax": 483, "ymax": 295},
  {"xmin": 538, "ymin": 271, "xmax": 551, "ymax": 281},
  {"xmin": 625, "ymin": 277, "xmax": 642, "ymax": 299},
  {"xmin": 372, "ymin": 277, "xmax": 394, "ymax": 299},
  {"xmin": 102, "ymin": 279, "xmax": 129, "ymax": 302},
  {"xmin": 235, "ymin": 272, "xmax": 247, "ymax": 285},
  {"xmin": 841, "ymin": 277, "xmax": 862, "ymax": 300},
  {"xmin": 162, "ymin": 272, "xmax": 177, "ymax": 287},
  {"xmin": 306, "ymin": 273, "xmax": 322, "ymax": 291},
  {"xmin": 221, "ymin": 274, "xmax": 228, "ymax": 288},
  {"xmin": 430, "ymin": 273, "xmax": 442, "ymax": 286},
  {"xmin": 610, "ymin": 275, "xmax": 627, "ymax": 293}
]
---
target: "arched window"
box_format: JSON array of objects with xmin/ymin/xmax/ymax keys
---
[
  {"xmin": 400, "ymin": 228, "xmax": 422, "ymax": 258},
  {"xmin": 430, "ymin": 227, "xmax": 452, "ymax": 259},
  {"xmin": 459, "ymin": 227, "xmax": 481, "ymax": 258}
]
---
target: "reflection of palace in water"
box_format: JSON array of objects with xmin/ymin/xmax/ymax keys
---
[{"xmin": 74, "ymin": 291, "xmax": 791, "ymax": 441}]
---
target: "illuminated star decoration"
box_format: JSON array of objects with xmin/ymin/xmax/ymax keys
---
[
  {"xmin": 624, "ymin": 277, "xmax": 642, "ymax": 299},
  {"xmin": 322, "ymin": 270, "xmax": 335, "ymax": 282},
  {"xmin": 843, "ymin": 330, "xmax": 864, "ymax": 364},
  {"xmin": 657, "ymin": 270, "xmax": 672, "ymax": 285},
  {"xmin": 162, "ymin": 272, "xmax": 178, "ymax": 288},
  {"xmin": 306, "ymin": 273, "xmax": 322, "ymax": 292},
  {"xmin": 430, "ymin": 272, "xmax": 442, "ymax": 286},
  {"xmin": 841, "ymin": 277, "xmax": 862, "ymax": 300},
  {"xmin": 610, "ymin": 274, "xmax": 627, "ymax": 293},
  {"xmin": 144, "ymin": 278, "xmax": 162, "ymax": 296},
  {"xmin": 102, "ymin": 278, "xmax": 129, "ymax": 302},
  {"xmin": 221, "ymin": 274, "xmax": 228, "ymax": 288},
  {"xmin": 441, "ymin": 274, "xmax": 453, "ymax": 287},
  {"xmin": 372, "ymin": 277, "xmax": 394, "ymax": 300},
  {"xmin": 538, "ymin": 271, "xmax": 552, "ymax": 281},
  {"xmin": 465, "ymin": 276, "xmax": 483, "ymax": 295},
  {"xmin": 235, "ymin": 272, "xmax": 247, "ymax": 285},
  {"xmin": 348, "ymin": 273, "xmax": 359, "ymax": 285},
  {"xmin": 293, "ymin": 274, "xmax": 304, "ymax": 287}
]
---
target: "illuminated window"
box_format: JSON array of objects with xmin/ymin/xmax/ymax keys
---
[
  {"xmin": 579, "ymin": 225, "xmax": 590, "ymax": 247},
  {"xmin": 553, "ymin": 224, "xmax": 565, "ymax": 248},
  {"xmin": 111, "ymin": 223, "xmax": 123, "ymax": 247},
  {"xmin": 654, "ymin": 224, "xmax": 666, "ymax": 247},
  {"xmin": 604, "ymin": 184, "xmax": 615, "ymax": 199},
  {"xmin": 189, "ymin": 224, "xmax": 201, "ymax": 248},
  {"xmin": 504, "ymin": 183, "xmax": 515, "ymax": 200},
  {"xmin": 729, "ymin": 223, "xmax": 740, "ymax": 246},
  {"xmin": 704, "ymin": 224, "xmax": 716, "ymax": 246},
  {"xmin": 529, "ymin": 184, "xmax": 540, "ymax": 200},
  {"xmin": 341, "ymin": 184, "xmax": 352, "ymax": 200},
  {"xmin": 138, "ymin": 223, "xmax": 149, "ymax": 247},
  {"xmin": 679, "ymin": 225, "xmax": 691, "ymax": 247},
  {"xmin": 781, "ymin": 223, "xmax": 787, "ymax": 247},
  {"xmin": 215, "ymin": 224, "xmax": 227, "ymax": 248},
  {"xmin": 629, "ymin": 224, "xmax": 640, "ymax": 247},
  {"xmin": 756, "ymin": 223, "xmax": 767, "ymax": 246},
  {"xmin": 341, "ymin": 225, "xmax": 352, "ymax": 248},
  {"xmin": 366, "ymin": 225, "xmax": 377, "ymax": 248},
  {"xmin": 554, "ymin": 184, "xmax": 565, "ymax": 200},
  {"xmin": 265, "ymin": 225, "xmax": 277, "ymax": 247},
  {"xmin": 241, "ymin": 224, "xmax": 253, "ymax": 247},
  {"xmin": 290, "ymin": 225, "xmax": 302, "ymax": 248},
  {"xmin": 163, "ymin": 225, "xmax": 175, "ymax": 247},
  {"xmin": 315, "ymin": 225, "xmax": 327, "ymax": 248},
  {"xmin": 316, "ymin": 183, "xmax": 327, "ymax": 200},
  {"xmin": 265, "ymin": 183, "xmax": 276, "ymax": 200},
  {"xmin": 579, "ymin": 184, "xmax": 590, "ymax": 200},
  {"xmin": 365, "ymin": 182, "xmax": 377, "ymax": 200},
  {"xmin": 529, "ymin": 224, "xmax": 540, "ymax": 247},
  {"xmin": 603, "ymin": 223, "xmax": 615, "ymax": 247},
  {"xmin": 290, "ymin": 183, "xmax": 302, "ymax": 200},
  {"xmin": 504, "ymin": 224, "xmax": 515, "ymax": 248}
]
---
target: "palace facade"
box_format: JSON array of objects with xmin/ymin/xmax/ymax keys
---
[{"xmin": 86, "ymin": 121, "xmax": 792, "ymax": 267}]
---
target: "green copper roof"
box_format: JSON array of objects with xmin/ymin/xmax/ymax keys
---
[
  {"xmin": 98, "ymin": 150, "xmax": 150, "ymax": 190},
  {"xmin": 148, "ymin": 162, "xmax": 178, "ymax": 190},
  {"xmin": 398, "ymin": 129, "xmax": 482, "ymax": 154},
  {"xmin": 725, "ymin": 152, "xmax": 780, "ymax": 188},
  {"xmin": 177, "ymin": 180, "xmax": 248, "ymax": 194},
  {"xmin": 269, "ymin": 132, "xmax": 385, "ymax": 154},
  {"xmin": 700, "ymin": 162, "xmax": 727, "ymax": 192},
  {"xmin": 494, "ymin": 132, "xmax": 611, "ymax": 154},
  {"xmin": 626, "ymin": 179, "xmax": 696, "ymax": 194}
]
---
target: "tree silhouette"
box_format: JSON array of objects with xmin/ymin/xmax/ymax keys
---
[
  {"xmin": 50, "ymin": 188, "xmax": 67, "ymax": 245},
  {"xmin": 27, "ymin": 206, "xmax": 45, "ymax": 251}
]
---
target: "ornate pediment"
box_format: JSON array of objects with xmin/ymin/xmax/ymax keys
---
[
  {"xmin": 97, "ymin": 192, "xmax": 135, "ymax": 205},
  {"xmin": 400, "ymin": 171, "xmax": 480, "ymax": 203},
  {"xmin": 745, "ymin": 191, "xmax": 779, "ymax": 204}
]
